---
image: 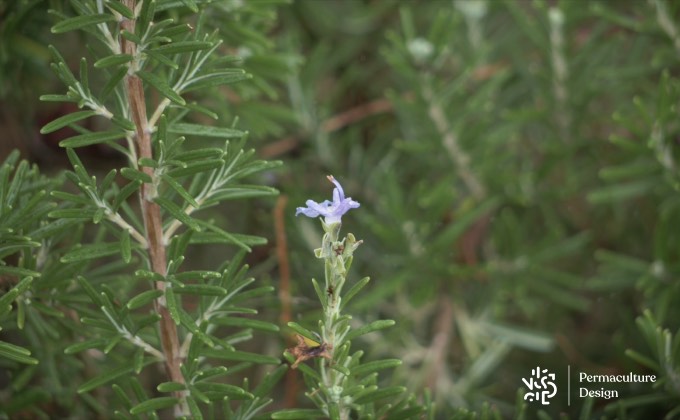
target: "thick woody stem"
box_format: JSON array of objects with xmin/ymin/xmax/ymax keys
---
[{"xmin": 121, "ymin": 0, "xmax": 186, "ymax": 413}]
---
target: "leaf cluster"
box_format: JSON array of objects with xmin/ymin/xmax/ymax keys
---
[
  {"xmin": 2, "ymin": 0, "xmax": 290, "ymax": 418},
  {"xmin": 276, "ymin": 0, "xmax": 680, "ymax": 418}
]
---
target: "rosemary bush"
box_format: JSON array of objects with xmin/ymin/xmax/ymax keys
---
[{"xmin": 2, "ymin": 0, "xmax": 287, "ymax": 418}]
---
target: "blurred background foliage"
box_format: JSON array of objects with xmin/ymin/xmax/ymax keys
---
[{"xmin": 2, "ymin": 0, "xmax": 680, "ymax": 418}]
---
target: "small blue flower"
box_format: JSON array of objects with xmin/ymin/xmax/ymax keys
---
[{"xmin": 296, "ymin": 175, "xmax": 360, "ymax": 224}]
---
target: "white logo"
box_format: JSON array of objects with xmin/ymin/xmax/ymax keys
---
[{"xmin": 522, "ymin": 367, "xmax": 557, "ymax": 405}]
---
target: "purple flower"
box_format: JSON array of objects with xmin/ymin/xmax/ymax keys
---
[{"xmin": 296, "ymin": 175, "xmax": 360, "ymax": 224}]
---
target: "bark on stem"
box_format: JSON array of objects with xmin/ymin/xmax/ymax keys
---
[{"xmin": 121, "ymin": 0, "xmax": 186, "ymax": 412}]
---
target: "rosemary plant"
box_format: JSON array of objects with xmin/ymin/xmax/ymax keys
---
[
  {"xmin": 1, "ymin": 1, "xmax": 286, "ymax": 418},
  {"xmin": 274, "ymin": 176, "xmax": 425, "ymax": 420}
]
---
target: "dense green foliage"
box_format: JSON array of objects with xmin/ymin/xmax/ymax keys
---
[{"xmin": 2, "ymin": 0, "xmax": 680, "ymax": 419}]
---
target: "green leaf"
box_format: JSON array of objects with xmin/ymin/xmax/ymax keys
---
[
  {"xmin": 178, "ymin": 0, "xmax": 198, "ymax": 12},
  {"xmin": 183, "ymin": 70, "xmax": 250, "ymax": 92},
  {"xmin": 64, "ymin": 338, "xmax": 108, "ymax": 354},
  {"xmin": 133, "ymin": 347, "xmax": 144, "ymax": 374},
  {"xmin": 102, "ymin": 67, "xmax": 127, "ymax": 99},
  {"xmin": 79, "ymin": 58, "xmax": 89, "ymax": 96},
  {"xmin": 40, "ymin": 94, "xmax": 76, "ymax": 102},
  {"xmin": 166, "ymin": 286, "xmax": 180, "ymax": 325},
  {"xmin": 190, "ymin": 223, "xmax": 252, "ymax": 251},
  {"xmin": 286, "ymin": 322, "xmax": 320, "ymax": 344},
  {"xmin": 599, "ymin": 160, "xmax": 659, "ymax": 181},
  {"xmin": 194, "ymin": 366, "xmax": 229, "ymax": 382},
  {"xmin": 252, "ymin": 364, "xmax": 287, "ymax": 398},
  {"xmin": 186, "ymin": 396, "xmax": 202, "ymax": 419},
  {"xmin": 135, "ymin": 269, "xmax": 165, "ymax": 281},
  {"xmin": 354, "ymin": 386, "xmax": 406, "ymax": 404},
  {"xmin": 157, "ymin": 23, "xmax": 192, "ymax": 39},
  {"xmin": 103, "ymin": 335, "xmax": 123, "ymax": 354},
  {"xmin": 331, "ymin": 364, "xmax": 351, "ymax": 377},
  {"xmin": 111, "ymin": 115, "xmax": 135, "ymax": 132},
  {"xmin": 105, "ymin": 0, "xmax": 134, "ymax": 19},
  {"xmin": 341, "ymin": 277, "xmax": 370, "ymax": 310},
  {"xmin": 587, "ymin": 180, "xmax": 657, "ymax": 204},
  {"xmin": 351, "ymin": 359, "xmax": 402, "ymax": 377},
  {"xmin": 168, "ymin": 123, "xmax": 245, "ymax": 138},
  {"xmin": 173, "ymin": 284, "xmax": 228, "ymax": 296},
  {"xmin": 120, "ymin": 29, "xmax": 142, "ymax": 44},
  {"xmin": 120, "ymin": 229, "xmax": 132, "ymax": 263},
  {"xmin": 166, "ymin": 159, "xmax": 224, "ymax": 178},
  {"xmin": 61, "ymin": 243, "xmax": 122, "ymax": 263},
  {"xmin": 47, "ymin": 208, "xmax": 95, "ymax": 220},
  {"xmin": 183, "ymin": 102, "xmax": 219, "ymax": 119},
  {"xmin": 193, "ymin": 382, "xmax": 251, "ymax": 399},
  {"xmin": 52, "ymin": 14, "xmax": 116, "ymax": 34},
  {"xmin": 77, "ymin": 275, "xmax": 103, "ymax": 306},
  {"xmin": 30, "ymin": 301, "xmax": 65, "ymax": 319},
  {"xmin": 113, "ymin": 180, "xmax": 142, "ymax": 210},
  {"xmin": 137, "ymin": 71, "xmax": 185, "ymax": 105},
  {"xmin": 329, "ymin": 403, "xmax": 341, "ymax": 420},
  {"xmin": 0, "ymin": 266, "xmax": 40, "ymax": 278},
  {"xmin": 178, "ymin": 310, "xmax": 215, "ymax": 348},
  {"xmin": 0, "ymin": 276, "xmax": 32, "ymax": 311},
  {"xmin": 161, "ymin": 174, "xmax": 199, "ymax": 207},
  {"xmin": 479, "ymin": 322, "xmax": 554, "ymax": 352},
  {"xmin": 41, "ymin": 110, "xmax": 98, "ymax": 134},
  {"xmin": 146, "ymin": 49, "xmax": 179, "ymax": 69},
  {"xmin": 129, "ymin": 397, "xmax": 180, "ymax": 414},
  {"xmin": 0, "ymin": 340, "xmax": 38, "ymax": 365},
  {"xmin": 99, "ymin": 168, "xmax": 118, "ymax": 193},
  {"xmin": 120, "ymin": 167, "xmax": 153, "ymax": 183},
  {"xmin": 139, "ymin": 157, "xmax": 159, "ymax": 168},
  {"xmin": 344, "ymin": 320, "xmax": 395, "ymax": 342},
  {"xmin": 212, "ymin": 317, "xmax": 279, "ymax": 333},
  {"xmin": 127, "ymin": 289, "xmax": 164, "ymax": 310},
  {"xmin": 624, "ymin": 349, "xmax": 659, "ymax": 371},
  {"xmin": 311, "ymin": 278, "xmax": 326, "ymax": 310},
  {"xmin": 203, "ymin": 185, "xmax": 278, "ymax": 203},
  {"xmin": 155, "ymin": 196, "xmax": 201, "ymax": 231},
  {"xmin": 78, "ymin": 365, "xmax": 135, "ymax": 393},
  {"xmin": 137, "ymin": 0, "xmax": 155, "ymax": 34},
  {"xmin": 94, "ymin": 54, "xmax": 133, "ymax": 69},
  {"xmin": 157, "ymin": 382, "xmax": 186, "ymax": 392},
  {"xmin": 59, "ymin": 130, "xmax": 126, "ymax": 148},
  {"xmin": 150, "ymin": 41, "xmax": 213, "ymax": 55},
  {"xmin": 432, "ymin": 196, "xmax": 500, "ymax": 249},
  {"xmin": 271, "ymin": 409, "xmax": 327, "ymax": 419}
]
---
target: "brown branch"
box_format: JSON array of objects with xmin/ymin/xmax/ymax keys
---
[
  {"xmin": 321, "ymin": 98, "xmax": 393, "ymax": 133},
  {"xmin": 423, "ymin": 85, "xmax": 486, "ymax": 200},
  {"xmin": 273, "ymin": 195, "xmax": 300, "ymax": 407},
  {"xmin": 274, "ymin": 195, "xmax": 292, "ymax": 325},
  {"xmin": 425, "ymin": 297, "xmax": 454, "ymax": 392},
  {"xmin": 121, "ymin": 0, "xmax": 186, "ymax": 414},
  {"xmin": 259, "ymin": 98, "xmax": 394, "ymax": 159}
]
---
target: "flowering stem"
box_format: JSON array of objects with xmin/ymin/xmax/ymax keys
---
[
  {"xmin": 316, "ymin": 222, "xmax": 361, "ymax": 420},
  {"xmin": 293, "ymin": 176, "xmax": 361, "ymax": 419},
  {"xmin": 320, "ymin": 223, "xmax": 347, "ymax": 419}
]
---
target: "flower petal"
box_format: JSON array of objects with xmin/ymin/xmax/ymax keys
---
[{"xmin": 296, "ymin": 175, "xmax": 360, "ymax": 223}]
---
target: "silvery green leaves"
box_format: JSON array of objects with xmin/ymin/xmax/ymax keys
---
[
  {"xmin": 42, "ymin": 4, "xmax": 249, "ymax": 154},
  {"xmin": 0, "ymin": 152, "xmax": 64, "ymax": 366},
  {"xmin": 34, "ymin": 0, "xmax": 286, "ymax": 418},
  {"xmin": 282, "ymin": 176, "xmax": 417, "ymax": 420}
]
